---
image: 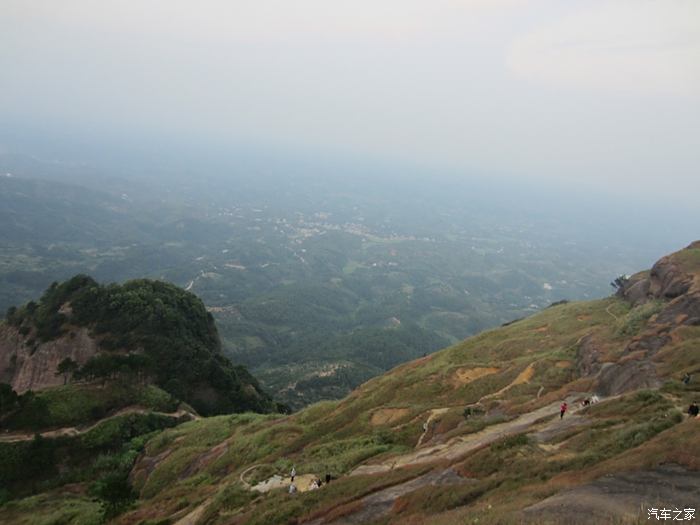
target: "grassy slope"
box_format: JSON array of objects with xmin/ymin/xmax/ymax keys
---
[
  {"xmin": 5, "ymin": 245, "xmax": 700, "ymax": 524},
  {"xmin": 128, "ymin": 277, "xmax": 700, "ymax": 524},
  {"xmin": 105, "ymin": 294, "xmax": 696, "ymax": 524},
  {"xmin": 3, "ymin": 382, "xmax": 178, "ymax": 431},
  {"xmin": 0, "ymin": 382, "xmax": 185, "ymax": 523}
]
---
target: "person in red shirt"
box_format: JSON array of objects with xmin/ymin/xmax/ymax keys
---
[{"xmin": 560, "ymin": 402, "xmax": 568, "ymax": 419}]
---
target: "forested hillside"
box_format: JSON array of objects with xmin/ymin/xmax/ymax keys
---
[{"xmin": 2, "ymin": 275, "xmax": 277, "ymax": 415}]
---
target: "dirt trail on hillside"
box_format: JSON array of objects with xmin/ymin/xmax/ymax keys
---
[
  {"xmin": 0, "ymin": 407, "xmax": 197, "ymax": 443},
  {"xmin": 305, "ymin": 397, "xmax": 601, "ymax": 524},
  {"xmin": 416, "ymin": 408, "xmax": 450, "ymax": 447},
  {"xmin": 239, "ymin": 464, "xmax": 264, "ymax": 490},
  {"xmin": 352, "ymin": 395, "xmax": 591, "ymax": 476},
  {"xmin": 605, "ymin": 303, "xmax": 620, "ymax": 321},
  {"xmin": 174, "ymin": 500, "xmax": 209, "ymax": 525},
  {"xmin": 234, "ymin": 396, "xmax": 603, "ymax": 525},
  {"xmin": 479, "ymin": 362, "xmax": 536, "ymax": 402}
]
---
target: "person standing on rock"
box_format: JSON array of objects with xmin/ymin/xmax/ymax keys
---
[
  {"xmin": 290, "ymin": 466, "xmax": 296, "ymax": 482},
  {"xmin": 560, "ymin": 402, "xmax": 568, "ymax": 419}
]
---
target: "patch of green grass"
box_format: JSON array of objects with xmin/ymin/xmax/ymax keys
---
[
  {"xmin": 654, "ymin": 325, "xmax": 700, "ymax": 377},
  {"xmin": 556, "ymin": 391, "xmax": 683, "ymax": 465},
  {"xmin": 140, "ymin": 447, "xmax": 207, "ymax": 499},
  {"xmin": 615, "ymin": 301, "xmax": 663, "ymax": 337},
  {"xmin": 393, "ymin": 478, "xmax": 501, "ymax": 516},
  {"xmin": 586, "ymin": 390, "xmax": 673, "ymax": 421},
  {"xmin": 4, "ymin": 382, "xmax": 177, "ymax": 431},
  {"xmin": 672, "ymin": 247, "xmax": 700, "ymax": 274},
  {"xmin": 80, "ymin": 413, "xmax": 178, "ymax": 450},
  {"xmin": 145, "ymin": 415, "xmax": 246, "ymax": 456},
  {"xmin": 138, "ymin": 385, "xmax": 179, "ymax": 412},
  {"xmin": 196, "ymin": 484, "xmax": 256, "ymax": 523},
  {"xmin": 301, "ymin": 434, "xmax": 397, "ymax": 475},
  {"xmin": 137, "ymin": 414, "xmax": 282, "ymax": 497},
  {"xmin": 0, "ymin": 492, "xmax": 102, "ymax": 525},
  {"xmin": 491, "ymin": 433, "xmax": 530, "ymax": 452}
]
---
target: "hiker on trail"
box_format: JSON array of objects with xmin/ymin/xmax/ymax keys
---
[
  {"xmin": 591, "ymin": 394, "xmax": 600, "ymax": 404},
  {"xmin": 325, "ymin": 472, "xmax": 331, "ymax": 484},
  {"xmin": 689, "ymin": 402, "xmax": 699, "ymax": 418},
  {"xmin": 290, "ymin": 466, "xmax": 296, "ymax": 482},
  {"xmin": 582, "ymin": 398, "xmax": 590, "ymax": 407},
  {"xmin": 288, "ymin": 483, "xmax": 297, "ymax": 494},
  {"xmin": 683, "ymin": 373, "xmax": 692, "ymax": 385},
  {"xmin": 423, "ymin": 421, "xmax": 428, "ymax": 432},
  {"xmin": 560, "ymin": 402, "xmax": 568, "ymax": 419}
]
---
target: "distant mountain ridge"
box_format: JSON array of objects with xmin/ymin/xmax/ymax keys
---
[{"xmin": 0, "ymin": 275, "xmax": 277, "ymax": 415}]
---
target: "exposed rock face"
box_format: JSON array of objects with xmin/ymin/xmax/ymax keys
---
[
  {"xmin": 619, "ymin": 273, "xmax": 651, "ymax": 306},
  {"xmin": 590, "ymin": 242, "xmax": 700, "ymax": 395},
  {"xmin": 0, "ymin": 325, "xmax": 99, "ymax": 393},
  {"xmin": 595, "ymin": 360, "xmax": 661, "ymax": 397},
  {"xmin": 620, "ymin": 241, "xmax": 699, "ymax": 310},
  {"xmin": 523, "ymin": 464, "xmax": 700, "ymax": 524},
  {"xmin": 649, "ymin": 258, "xmax": 693, "ymax": 299},
  {"xmin": 575, "ymin": 334, "xmax": 602, "ymax": 377}
]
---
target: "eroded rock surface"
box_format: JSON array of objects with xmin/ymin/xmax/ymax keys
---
[
  {"xmin": 0, "ymin": 325, "xmax": 99, "ymax": 393},
  {"xmin": 523, "ymin": 464, "xmax": 700, "ymax": 524}
]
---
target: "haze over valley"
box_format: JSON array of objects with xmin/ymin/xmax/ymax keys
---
[
  {"xmin": 1, "ymin": 2, "xmax": 699, "ymax": 524},
  {"xmin": 2, "ymin": 146, "xmax": 696, "ymax": 408}
]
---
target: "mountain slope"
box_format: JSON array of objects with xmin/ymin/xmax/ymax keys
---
[{"xmin": 4, "ymin": 242, "xmax": 700, "ymax": 524}]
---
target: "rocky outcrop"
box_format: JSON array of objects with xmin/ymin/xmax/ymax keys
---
[
  {"xmin": 591, "ymin": 242, "xmax": 700, "ymax": 395},
  {"xmin": 0, "ymin": 325, "xmax": 99, "ymax": 393},
  {"xmin": 620, "ymin": 242, "xmax": 699, "ymax": 305},
  {"xmin": 575, "ymin": 334, "xmax": 603, "ymax": 377},
  {"xmin": 649, "ymin": 258, "xmax": 693, "ymax": 299},
  {"xmin": 595, "ymin": 360, "xmax": 661, "ymax": 397},
  {"xmin": 618, "ymin": 272, "xmax": 651, "ymax": 306},
  {"xmin": 523, "ymin": 464, "xmax": 700, "ymax": 524}
]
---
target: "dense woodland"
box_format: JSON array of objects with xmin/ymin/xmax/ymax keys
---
[{"xmin": 5, "ymin": 276, "xmax": 277, "ymax": 415}]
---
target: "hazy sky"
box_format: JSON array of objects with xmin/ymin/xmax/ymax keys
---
[{"xmin": 1, "ymin": 1, "xmax": 699, "ymax": 197}]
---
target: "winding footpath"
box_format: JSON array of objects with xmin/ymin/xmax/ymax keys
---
[
  {"xmin": 352, "ymin": 395, "xmax": 596, "ymax": 476},
  {"xmin": 605, "ymin": 303, "xmax": 620, "ymax": 321},
  {"xmin": 0, "ymin": 407, "xmax": 197, "ymax": 443}
]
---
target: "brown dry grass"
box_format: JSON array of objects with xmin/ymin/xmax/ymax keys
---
[
  {"xmin": 449, "ymin": 367, "xmax": 500, "ymax": 387},
  {"xmin": 370, "ymin": 408, "xmax": 412, "ymax": 426}
]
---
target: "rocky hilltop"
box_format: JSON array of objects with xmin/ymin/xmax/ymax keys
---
[
  {"xmin": 620, "ymin": 239, "xmax": 700, "ymax": 315},
  {"xmin": 2, "ymin": 243, "xmax": 699, "ymax": 525},
  {"xmin": 0, "ymin": 275, "xmax": 276, "ymax": 415}
]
